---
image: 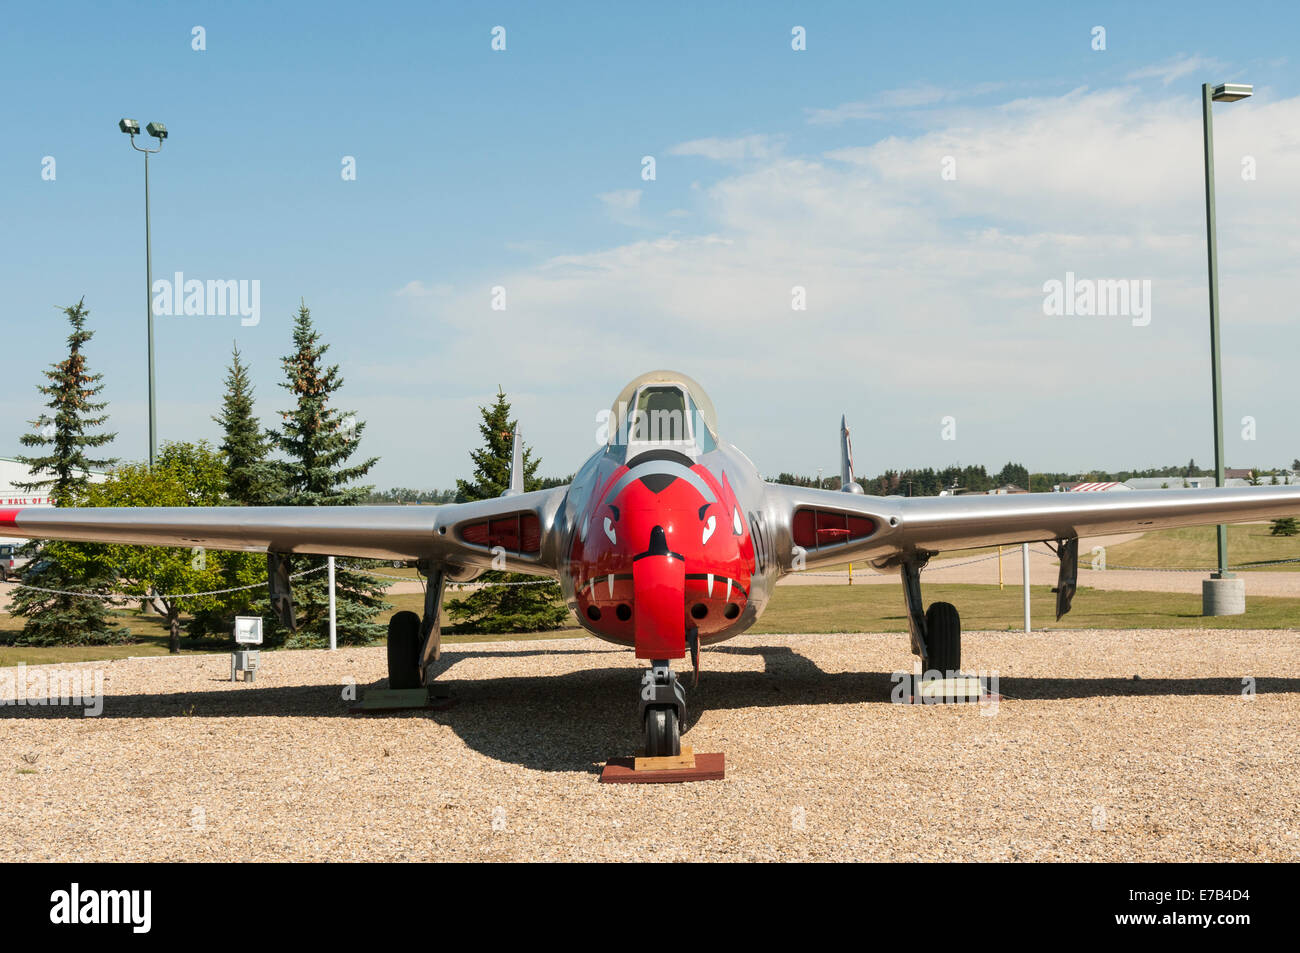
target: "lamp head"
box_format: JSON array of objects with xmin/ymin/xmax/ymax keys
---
[{"xmin": 1212, "ymin": 83, "xmax": 1253, "ymax": 103}]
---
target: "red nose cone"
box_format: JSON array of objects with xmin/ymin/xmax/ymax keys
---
[{"xmin": 632, "ymin": 540, "xmax": 686, "ymax": 660}]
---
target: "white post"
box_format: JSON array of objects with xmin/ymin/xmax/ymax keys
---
[
  {"xmin": 327, "ymin": 553, "xmax": 338, "ymax": 650},
  {"xmin": 1021, "ymin": 543, "xmax": 1031, "ymax": 633}
]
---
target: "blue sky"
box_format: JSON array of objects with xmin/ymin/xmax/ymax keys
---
[{"xmin": 3, "ymin": 1, "xmax": 1299, "ymax": 488}]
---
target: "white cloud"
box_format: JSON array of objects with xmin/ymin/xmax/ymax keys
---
[
  {"xmin": 1126, "ymin": 54, "xmax": 1223, "ymax": 87},
  {"xmin": 806, "ymin": 81, "xmax": 1011, "ymax": 125},
  {"xmin": 596, "ymin": 188, "xmax": 643, "ymax": 225},
  {"xmin": 381, "ymin": 84, "xmax": 1300, "ymax": 484},
  {"xmin": 668, "ymin": 134, "xmax": 780, "ymax": 162},
  {"xmin": 395, "ymin": 280, "xmax": 453, "ymax": 298}
]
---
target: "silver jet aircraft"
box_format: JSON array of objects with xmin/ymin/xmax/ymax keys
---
[{"xmin": 4, "ymin": 370, "xmax": 1298, "ymax": 756}]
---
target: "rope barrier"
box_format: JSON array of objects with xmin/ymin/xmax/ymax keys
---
[
  {"xmin": 0, "ymin": 565, "xmax": 329, "ymax": 601},
  {"xmin": 3, "ymin": 544, "xmax": 1295, "ymax": 600},
  {"xmin": 0, "ymin": 561, "xmax": 556, "ymax": 600},
  {"xmin": 1024, "ymin": 544, "xmax": 1300, "ymax": 573}
]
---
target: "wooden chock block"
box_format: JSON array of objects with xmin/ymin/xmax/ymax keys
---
[
  {"xmin": 349, "ymin": 686, "xmax": 455, "ymax": 714},
  {"xmin": 600, "ymin": 750, "xmax": 726, "ymax": 784},
  {"xmin": 634, "ymin": 745, "xmax": 696, "ymax": 772}
]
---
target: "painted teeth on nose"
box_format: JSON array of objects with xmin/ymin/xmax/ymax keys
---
[
  {"xmin": 607, "ymin": 574, "xmax": 615, "ymax": 598},
  {"xmin": 725, "ymin": 577, "xmax": 733, "ymax": 600},
  {"xmin": 707, "ymin": 573, "xmax": 714, "ymax": 597}
]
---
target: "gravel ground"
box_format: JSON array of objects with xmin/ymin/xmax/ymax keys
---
[{"xmin": 1, "ymin": 629, "xmax": 1297, "ymax": 862}]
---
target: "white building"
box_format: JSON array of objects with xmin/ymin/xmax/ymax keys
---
[
  {"xmin": 0, "ymin": 456, "xmax": 107, "ymax": 545},
  {"xmin": 1124, "ymin": 476, "xmax": 1216, "ymax": 490}
]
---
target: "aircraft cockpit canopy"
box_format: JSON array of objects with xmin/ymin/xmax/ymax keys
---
[{"xmin": 606, "ymin": 370, "xmax": 719, "ymax": 459}]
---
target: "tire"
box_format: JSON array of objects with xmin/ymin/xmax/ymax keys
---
[
  {"xmin": 386, "ymin": 611, "xmax": 422, "ymax": 689},
  {"xmin": 644, "ymin": 706, "xmax": 681, "ymax": 758},
  {"xmin": 925, "ymin": 602, "xmax": 961, "ymax": 674}
]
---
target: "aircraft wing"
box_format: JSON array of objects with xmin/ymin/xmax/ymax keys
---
[
  {"xmin": 0, "ymin": 485, "xmax": 570, "ymax": 576},
  {"xmin": 769, "ymin": 483, "xmax": 1300, "ymax": 569}
]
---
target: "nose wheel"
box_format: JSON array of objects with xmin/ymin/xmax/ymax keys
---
[
  {"xmin": 644, "ymin": 707, "xmax": 680, "ymax": 757},
  {"xmin": 639, "ymin": 661, "xmax": 686, "ymax": 757}
]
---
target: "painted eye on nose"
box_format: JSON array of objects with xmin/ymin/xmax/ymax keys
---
[
  {"xmin": 603, "ymin": 516, "xmax": 617, "ymax": 545},
  {"xmin": 732, "ymin": 507, "xmax": 744, "ymax": 535},
  {"xmin": 701, "ymin": 514, "xmax": 717, "ymax": 544}
]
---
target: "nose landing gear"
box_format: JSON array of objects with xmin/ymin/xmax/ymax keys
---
[{"xmin": 639, "ymin": 661, "xmax": 686, "ymax": 757}]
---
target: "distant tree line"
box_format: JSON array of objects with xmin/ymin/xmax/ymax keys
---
[
  {"xmin": 774, "ymin": 463, "xmax": 1030, "ymax": 496},
  {"xmin": 773, "ymin": 456, "xmax": 1300, "ymax": 497},
  {"xmin": 362, "ymin": 487, "xmax": 459, "ymax": 505}
]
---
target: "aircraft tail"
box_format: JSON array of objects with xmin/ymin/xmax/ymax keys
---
[
  {"xmin": 840, "ymin": 414, "xmax": 863, "ymax": 494},
  {"xmin": 504, "ymin": 426, "xmax": 524, "ymax": 496}
]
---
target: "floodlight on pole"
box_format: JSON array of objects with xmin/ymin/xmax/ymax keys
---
[
  {"xmin": 119, "ymin": 118, "xmax": 167, "ymax": 467},
  {"xmin": 1212, "ymin": 83, "xmax": 1253, "ymax": 102},
  {"xmin": 1200, "ymin": 81, "xmax": 1250, "ymax": 614}
]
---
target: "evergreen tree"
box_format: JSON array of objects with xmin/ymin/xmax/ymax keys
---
[
  {"xmin": 455, "ymin": 389, "xmax": 540, "ymax": 501},
  {"xmin": 266, "ymin": 303, "xmax": 389, "ymax": 647},
  {"xmin": 448, "ymin": 391, "xmax": 570, "ymax": 634},
  {"xmin": 996, "ymin": 462, "xmax": 1030, "ymax": 489},
  {"xmin": 213, "ymin": 343, "xmax": 280, "ymax": 505},
  {"xmin": 188, "ymin": 345, "xmax": 281, "ymax": 638},
  {"xmin": 6, "ymin": 300, "xmax": 125, "ymax": 646}
]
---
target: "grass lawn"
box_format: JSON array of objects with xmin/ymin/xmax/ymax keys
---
[
  {"xmin": 0, "ymin": 607, "xmax": 229, "ymax": 667},
  {"xmin": 749, "ymin": 583, "xmax": 1300, "ymax": 633},
  {"xmin": 3, "ymin": 581, "xmax": 1297, "ymax": 666},
  {"xmin": 1101, "ymin": 523, "xmax": 1300, "ymax": 571},
  {"xmin": 812, "ymin": 524, "xmax": 1300, "ymax": 574}
]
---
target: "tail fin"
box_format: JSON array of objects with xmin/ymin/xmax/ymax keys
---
[
  {"xmin": 504, "ymin": 426, "xmax": 524, "ymax": 497},
  {"xmin": 840, "ymin": 414, "xmax": 863, "ymax": 494}
]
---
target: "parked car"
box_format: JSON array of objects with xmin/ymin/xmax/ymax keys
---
[{"xmin": 0, "ymin": 544, "xmax": 27, "ymax": 582}]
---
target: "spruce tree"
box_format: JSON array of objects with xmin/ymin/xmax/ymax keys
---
[
  {"xmin": 188, "ymin": 344, "xmax": 281, "ymax": 638},
  {"xmin": 7, "ymin": 300, "xmax": 125, "ymax": 646},
  {"xmin": 267, "ymin": 303, "xmax": 389, "ymax": 647},
  {"xmin": 448, "ymin": 391, "xmax": 570, "ymax": 634},
  {"xmin": 213, "ymin": 343, "xmax": 280, "ymax": 505},
  {"xmin": 454, "ymin": 389, "xmax": 540, "ymax": 501}
]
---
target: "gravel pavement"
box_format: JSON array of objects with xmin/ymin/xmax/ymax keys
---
[{"xmin": 2, "ymin": 629, "xmax": 1297, "ymax": 862}]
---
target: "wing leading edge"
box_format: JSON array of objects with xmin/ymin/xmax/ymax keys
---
[
  {"xmin": 0, "ymin": 485, "xmax": 570, "ymax": 576},
  {"xmin": 769, "ymin": 483, "xmax": 1300, "ymax": 570}
]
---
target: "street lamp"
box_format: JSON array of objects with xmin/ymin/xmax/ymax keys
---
[
  {"xmin": 1200, "ymin": 82, "xmax": 1251, "ymax": 615},
  {"xmin": 119, "ymin": 117, "xmax": 168, "ymax": 468}
]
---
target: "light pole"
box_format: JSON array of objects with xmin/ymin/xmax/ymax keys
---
[
  {"xmin": 1200, "ymin": 82, "xmax": 1250, "ymax": 615},
  {"xmin": 119, "ymin": 118, "xmax": 168, "ymax": 467}
]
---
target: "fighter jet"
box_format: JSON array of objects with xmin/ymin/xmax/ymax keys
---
[{"xmin": 4, "ymin": 370, "xmax": 1299, "ymax": 756}]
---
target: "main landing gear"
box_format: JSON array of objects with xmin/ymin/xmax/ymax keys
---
[
  {"xmin": 387, "ymin": 611, "xmax": 423, "ymax": 689},
  {"xmin": 639, "ymin": 660, "xmax": 687, "ymax": 757},
  {"xmin": 900, "ymin": 557, "xmax": 962, "ymax": 673}
]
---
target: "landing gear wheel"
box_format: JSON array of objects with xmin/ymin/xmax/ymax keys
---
[
  {"xmin": 925, "ymin": 602, "xmax": 961, "ymax": 674},
  {"xmin": 386, "ymin": 610, "xmax": 422, "ymax": 689},
  {"xmin": 644, "ymin": 706, "xmax": 681, "ymax": 758}
]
